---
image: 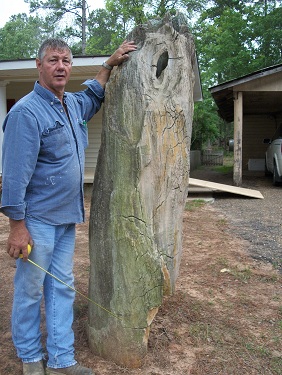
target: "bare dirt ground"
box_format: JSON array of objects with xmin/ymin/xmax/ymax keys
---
[{"xmin": 0, "ymin": 168, "xmax": 281, "ymax": 375}]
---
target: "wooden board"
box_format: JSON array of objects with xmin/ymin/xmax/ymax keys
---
[{"xmin": 189, "ymin": 178, "xmax": 264, "ymax": 199}]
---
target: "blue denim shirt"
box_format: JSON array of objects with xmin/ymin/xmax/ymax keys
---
[{"xmin": 0, "ymin": 80, "xmax": 104, "ymax": 225}]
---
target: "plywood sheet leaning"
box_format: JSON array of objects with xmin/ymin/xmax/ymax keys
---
[{"xmin": 189, "ymin": 178, "xmax": 264, "ymax": 199}]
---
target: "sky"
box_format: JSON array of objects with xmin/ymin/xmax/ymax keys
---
[{"xmin": 0, "ymin": 0, "xmax": 105, "ymax": 27}]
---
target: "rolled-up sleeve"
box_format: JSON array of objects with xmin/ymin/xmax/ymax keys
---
[{"xmin": 73, "ymin": 79, "xmax": 105, "ymax": 121}]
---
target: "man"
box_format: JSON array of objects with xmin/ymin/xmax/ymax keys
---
[{"xmin": 0, "ymin": 38, "xmax": 137, "ymax": 375}]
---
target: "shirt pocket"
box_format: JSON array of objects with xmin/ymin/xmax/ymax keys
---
[{"xmin": 40, "ymin": 121, "xmax": 74, "ymax": 161}]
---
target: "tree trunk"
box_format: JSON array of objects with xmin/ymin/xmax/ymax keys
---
[
  {"xmin": 87, "ymin": 13, "xmax": 195, "ymax": 368},
  {"xmin": 81, "ymin": 0, "xmax": 87, "ymax": 55}
]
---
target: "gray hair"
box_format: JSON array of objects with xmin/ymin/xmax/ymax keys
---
[{"xmin": 37, "ymin": 38, "xmax": 73, "ymax": 61}]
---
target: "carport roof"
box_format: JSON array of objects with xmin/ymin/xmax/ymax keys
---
[{"xmin": 209, "ymin": 63, "xmax": 282, "ymax": 122}]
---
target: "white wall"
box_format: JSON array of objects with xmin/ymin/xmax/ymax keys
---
[{"xmin": 85, "ymin": 110, "xmax": 103, "ymax": 173}]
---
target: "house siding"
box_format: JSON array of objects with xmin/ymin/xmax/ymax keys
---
[{"xmin": 85, "ymin": 110, "xmax": 102, "ymax": 174}]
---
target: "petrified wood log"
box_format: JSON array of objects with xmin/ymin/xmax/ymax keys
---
[{"xmin": 87, "ymin": 13, "xmax": 195, "ymax": 368}]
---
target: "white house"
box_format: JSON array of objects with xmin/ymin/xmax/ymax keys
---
[{"xmin": 0, "ymin": 55, "xmax": 202, "ymax": 181}]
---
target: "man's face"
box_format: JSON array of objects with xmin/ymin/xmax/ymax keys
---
[{"xmin": 36, "ymin": 48, "xmax": 72, "ymax": 96}]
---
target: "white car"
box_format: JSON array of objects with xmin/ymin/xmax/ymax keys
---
[{"xmin": 264, "ymin": 128, "xmax": 282, "ymax": 186}]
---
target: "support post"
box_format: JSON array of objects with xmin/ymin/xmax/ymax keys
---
[{"xmin": 233, "ymin": 91, "xmax": 243, "ymax": 186}]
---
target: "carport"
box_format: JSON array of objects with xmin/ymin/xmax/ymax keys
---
[{"xmin": 209, "ymin": 63, "xmax": 282, "ymax": 186}]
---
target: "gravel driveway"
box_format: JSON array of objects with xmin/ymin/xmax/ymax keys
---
[{"xmin": 189, "ymin": 168, "xmax": 282, "ymax": 273}]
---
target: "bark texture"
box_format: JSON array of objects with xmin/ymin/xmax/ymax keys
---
[{"xmin": 87, "ymin": 13, "xmax": 195, "ymax": 368}]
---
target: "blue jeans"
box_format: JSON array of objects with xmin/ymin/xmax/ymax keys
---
[{"xmin": 12, "ymin": 217, "xmax": 77, "ymax": 368}]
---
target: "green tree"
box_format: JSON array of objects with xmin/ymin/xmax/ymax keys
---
[
  {"xmin": 105, "ymin": 0, "xmax": 147, "ymax": 26},
  {"xmin": 86, "ymin": 0, "xmax": 207, "ymax": 56},
  {"xmin": 192, "ymin": 100, "xmax": 220, "ymax": 150},
  {"xmin": 193, "ymin": 4, "xmax": 253, "ymax": 85},
  {"xmin": 146, "ymin": 0, "xmax": 207, "ymax": 19},
  {"xmin": 86, "ymin": 8, "xmax": 125, "ymax": 55},
  {"xmin": 247, "ymin": 1, "xmax": 282, "ymax": 69},
  {"xmin": 194, "ymin": 0, "xmax": 282, "ymax": 86},
  {"xmin": 25, "ymin": 0, "xmax": 89, "ymax": 53},
  {"xmin": 0, "ymin": 14, "xmax": 45, "ymax": 59}
]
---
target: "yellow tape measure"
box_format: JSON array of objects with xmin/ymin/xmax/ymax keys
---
[
  {"xmin": 20, "ymin": 244, "xmax": 123, "ymax": 322},
  {"xmin": 19, "ymin": 244, "xmax": 32, "ymax": 258}
]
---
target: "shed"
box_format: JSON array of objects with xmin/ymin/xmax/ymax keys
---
[
  {"xmin": 210, "ymin": 63, "xmax": 282, "ymax": 186},
  {"xmin": 0, "ymin": 55, "xmax": 202, "ymax": 180}
]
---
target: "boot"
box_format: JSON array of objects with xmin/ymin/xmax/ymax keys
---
[
  {"xmin": 46, "ymin": 363, "xmax": 94, "ymax": 375},
  {"xmin": 23, "ymin": 360, "xmax": 45, "ymax": 375}
]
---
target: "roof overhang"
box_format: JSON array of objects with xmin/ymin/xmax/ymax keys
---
[
  {"xmin": 209, "ymin": 64, "xmax": 282, "ymax": 122},
  {"xmin": 0, "ymin": 56, "xmax": 107, "ymax": 82},
  {"xmin": 0, "ymin": 54, "xmax": 202, "ymax": 102}
]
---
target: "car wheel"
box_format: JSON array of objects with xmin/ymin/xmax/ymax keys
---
[{"xmin": 273, "ymin": 164, "xmax": 280, "ymax": 186}]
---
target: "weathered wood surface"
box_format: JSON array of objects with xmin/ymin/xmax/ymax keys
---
[{"xmin": 87, "ymin": 13, "xmax": 195, "ymax": 368}]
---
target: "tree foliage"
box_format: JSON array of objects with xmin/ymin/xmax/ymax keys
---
[
  {"xmin": 248, "ymin": 2, "xmax": 282, "ymax": 69},
  {"xmin": 86, "ymin": 7, "xmax": 126, "ymax": 55},
  {"xmin": 25, "ymin": 0, "xmax": 89, "ymax": 53},
  {"xmin": 0, "ymin": 14, "xmax": 45, "ymax": 59}
]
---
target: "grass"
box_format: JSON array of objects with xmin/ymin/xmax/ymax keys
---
[
  {"xmin": 216, "ymin": 217, "xmax": 228, "ymax": 227},
  {"xmin": 213, "ymin": 164, "xmax": 233, "ymax": 174},
  {"xmin": 212, "ymin": 151, "xmax": 234, "ymax": 173},
  {"xmin": 198, "ymin": 150, "xmax": 234, "ymax": 174},
  {"xmin": 185, "ymin": 199, "xmax": 206, "ymax": 211},
  {"xmin": 230, "ymin": 266, "xmax": 252, "ymax": 282}
]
